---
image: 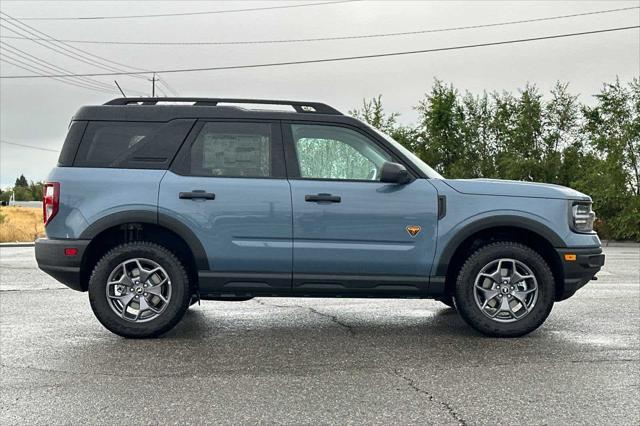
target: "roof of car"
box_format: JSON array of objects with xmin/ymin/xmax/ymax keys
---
[{"xmin": 73, "ymin": 97, "xmax": 354, "ymax": 123}]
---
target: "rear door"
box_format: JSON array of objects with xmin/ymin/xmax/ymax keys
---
[
  {"xmin": 283, "ymin": 122, "xmax": 439, "ymax": 296},
  {"xmin": 159, "ymin": 120, "xmax": 292, "ymax": 295}
]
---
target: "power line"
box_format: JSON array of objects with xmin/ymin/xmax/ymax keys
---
[
  {"xmin": 156, "ymin": 85, "xmax": 168, "ymax": 97},
  {"xmin": 0, "ymin": 40, "xmax": 128, "ymax": 92},
  {"xmin": 2, "ymin": 25, "xmax": 637, "ymax": 79},
  {"xmin": 0, "ymin": 50, "xmax": 114, "ymax": 92},
  {"xmin": 1, "ymin": 6, "xmax": 635, "ymax": 46},
  {"xmin": 157, "ymin": 77, "xmax": 179, "ymax": 96},
  {"xmin": 0, "ymin": 20, "xmax": 130, "ymax": 75},
  {"xmin": 4, "ymin": 1, "xmax": 358, "ymax": 21},
  {"xmin": 0, "ymin": 51, "xmax": 114, "ymax": 92},
  {"xmin": 0, "ymin": 11, "xmax": 150, "ymax": 79},
  {"xmin": 0, "ymin": 56, "xmax": 117, "ymax": 93},
  {"xmin": 1, "ymin": 140, "xmax": 60, "ymax": 153}
]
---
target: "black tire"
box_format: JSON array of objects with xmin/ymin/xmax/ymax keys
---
[
  {"xmin": 88, "ymin": 242, "xmax": 191, "ymax": 338},
  {"xmin": 454, "ymin": 241, "xmax": 555, "ymax": 337}
]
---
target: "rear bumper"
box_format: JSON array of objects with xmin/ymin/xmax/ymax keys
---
[
  {"xmin": 555, "ymin": 246, "xmax": 605, "ymax": 301},
  {"xmin": 35, "ymin": 238, "xmax": 90, "ymax": 292}
]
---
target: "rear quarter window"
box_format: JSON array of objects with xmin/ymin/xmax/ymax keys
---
[
  {"xmin": 58, "ymin": 121, "xmax": 87, "ymax": 166},
  {"xmin": 73, "ymin": 119, "xmax": 195, "ymax": 169}
]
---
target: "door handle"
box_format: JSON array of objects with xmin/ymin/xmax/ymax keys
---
[
  {"xmin": 179, "ymin": 190, "xmax": 215, "ymax": 200},
  {"xmin": 305, "ymin": 193, "xmax": 341, "ymax": 203}
]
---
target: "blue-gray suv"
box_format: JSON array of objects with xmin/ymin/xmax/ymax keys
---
[{"xmin": 35, "ymin": 97, "xmax": 605, "ymax": 338}]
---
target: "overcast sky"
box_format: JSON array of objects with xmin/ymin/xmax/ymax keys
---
[{"xmin": 0, "ymin": 0, "xmax": 638, "ymax": 187}]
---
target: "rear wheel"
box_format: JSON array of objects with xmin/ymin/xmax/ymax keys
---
[
  {"xmin": 88, "ymin": 242, "xmax": 191, "ymax": 338},
  {"xmin": 454, "ymin": 241, "xmax": 555, "ymax": 337}
]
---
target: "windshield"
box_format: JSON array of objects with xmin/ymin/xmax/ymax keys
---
[{"xmin": 364, "ymin": 124, "xmax": 444, "ymax": 179}]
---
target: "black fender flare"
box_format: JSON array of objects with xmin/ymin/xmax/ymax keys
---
[
  {"xmin": 433, "ymin": 214, "xmax": 565, "ymax": 277},
  {"xmin": 79, "ymin": 210, "xmax": 209, "ymax": 270}
]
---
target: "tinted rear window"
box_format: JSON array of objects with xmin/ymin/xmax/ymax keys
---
[{"xmin": 73, "ymin": 120, "xmax": 194, "ymax": 169}]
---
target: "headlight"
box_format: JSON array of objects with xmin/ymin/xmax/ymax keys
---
[{"xmin": 571, "ymin": 202, "xmax": 596, "ymax": 233}]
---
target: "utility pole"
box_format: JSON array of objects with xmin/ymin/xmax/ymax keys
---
[{"xmin": 148, "ymin": 73, "xmax": 157, "ymax": 97}]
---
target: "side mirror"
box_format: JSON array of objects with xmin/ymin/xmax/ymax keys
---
[{"xmin": 380, "ymin": 161, "xmax": 412, "ymax": 184}]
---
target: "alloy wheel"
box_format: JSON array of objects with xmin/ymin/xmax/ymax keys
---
[
  {"xmin": 105, "ymin": 258, "xmax": 172, "ymax": 322},
  {"xmin": 473, "ymin": 258, "xmax": 538, "ymax": 323}
]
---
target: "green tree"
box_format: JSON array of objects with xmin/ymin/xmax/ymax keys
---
[
  {"xmin": 459, "ymin": 91, "xmax": 496, "ymax": 177},
  {"xmin": 14, "ymin": 174, "xmax": 28, "ymax": 188},
  {"xmin": 349, "ymin": 77, "xmax": 639, "ymax": 240},
  {"xmin": 349, "ymin": 95, "xmax": 419, "ymax": 151},
  {"xmin": 13, "ymin": 186, "xmax": 34, "ymax": 201},
  {"xmin": 415, "ymin": 80, "xmax": 472, "ymax": 177},
  {"xmin": 577, "ymin": 78, "xmax": 640, "ymax": 240},
  {"xmin": 349, "ymin": 95, "xmax": 399, "ymax": 135},
  {"xmin": 542, "ymin": 82, "xmax": 580, "ymax": 184},
  {"xmin": 491, "ymin": 84, "xmax": 545, "ymax": 181},
  {"xmin": 29, "ymin": 181, "xmax": 44, "ymax": 201}
]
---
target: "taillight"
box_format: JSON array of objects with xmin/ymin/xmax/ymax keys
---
[{"xmin": 43, "ymin": 182, "xmax": 60, "ymax": 225}]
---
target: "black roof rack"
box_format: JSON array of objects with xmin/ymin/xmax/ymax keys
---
[{"xmin": 104, "ymin": 97, "xmax": 342, "ymax": 115}]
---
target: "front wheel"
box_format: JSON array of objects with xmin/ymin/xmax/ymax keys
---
[
  {"xmin": 88, "ymin": 242, "xmax": 191, "ymax": 338},
  {"xmin": 454, "ymin": 241, "xmax": 555, "ymax": 337}
]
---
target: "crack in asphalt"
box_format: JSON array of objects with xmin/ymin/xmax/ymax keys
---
[
  {"xmin": 254, "ymin": 299, "xmax": 355, "ymax": 336},
  {"xmin": 392, "ymin": 368, "xmax": 467, "ymax": 426},
  {"xmin": 306, "ymin": 306, "xmax": 356, "ymax": 336}
]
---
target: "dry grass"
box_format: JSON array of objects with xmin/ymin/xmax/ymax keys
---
[{"xmin": 0, "ymin": 207, "xmax": 44, "ymax": 243}]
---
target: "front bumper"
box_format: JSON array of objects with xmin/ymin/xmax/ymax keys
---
[
  {"xmin": 35, "ymin": 238, "xmax": 90, "ymax": 292},
  {"xmin": 555, "ymin": 246, "xmax": 605, "ymax": 301}
]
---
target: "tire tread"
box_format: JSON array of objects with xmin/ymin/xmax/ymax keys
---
[
  {"xmin": 88, "ymin": 241, "xmax": 191, "ymax": 338},
  {"xmin": 454, "ymin": 241, "xmax": 555, "ymax": 337}
]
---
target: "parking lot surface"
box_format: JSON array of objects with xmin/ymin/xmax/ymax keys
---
[{"xmin": 1, "ymin": 245, "xmax": 639, "ymax": 425}]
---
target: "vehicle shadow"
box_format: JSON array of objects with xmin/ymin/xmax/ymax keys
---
[
  {"xmin": 3, "ymin": 298, "xmax": 591, "ymax": 380},
  {"xmin": 165, "ymin": 301, "xmax": 475, "ymax": 341}
]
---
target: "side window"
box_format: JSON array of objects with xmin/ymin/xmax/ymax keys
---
[
  {"xmin": 72, "ymin": 120, "xmax": 194, "ymax": 169},
  {"xmin": 291, "ymin": 124, "xmax": 391, "ymax": 181},
  {"xmin": 187, "ymin": 122, "xmax": 272, "ymax": 177},
  {"xmin": 74, "ymin": 121, "xmax": 161, "ymax": 167}
]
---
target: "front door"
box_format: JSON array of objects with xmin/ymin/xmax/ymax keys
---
[
  {"xmin": 159, "ymin": 120, "xmax": 292, "ymax": 295},
  {"xmin": 284, "ymin": 122, "xmax": 438, "ymax": 296}
]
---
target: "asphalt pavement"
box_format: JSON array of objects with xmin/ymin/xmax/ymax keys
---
[{"xmin": 1, "ymin": 245, "xmax": 639, "ymax": 425}]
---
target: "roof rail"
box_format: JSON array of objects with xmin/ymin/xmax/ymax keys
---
[{"xmin": 104, "ymin": 97, "xmax": 343, "ymax": 115}]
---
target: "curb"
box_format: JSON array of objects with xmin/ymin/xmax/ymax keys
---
[{"xmin": 0, "ymin": 242, "xmax": 35, "ymax": 248}]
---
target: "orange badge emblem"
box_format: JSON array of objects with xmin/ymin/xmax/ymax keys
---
[{"xmin": 406, "ymin": 225, "xmax": 421, "ymax": 237}]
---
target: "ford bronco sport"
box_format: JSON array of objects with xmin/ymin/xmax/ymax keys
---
[{"xmin": 35, "ymin": 97, "xmax": 604, "ymax": 338}]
